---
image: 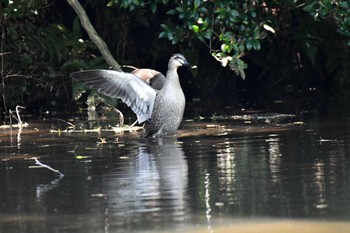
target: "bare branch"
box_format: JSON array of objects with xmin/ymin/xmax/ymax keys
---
[{"xmin": 66, "ymin": 0, "xmax": 122, "ymax": 71}]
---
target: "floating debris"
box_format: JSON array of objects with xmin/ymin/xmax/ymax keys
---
[{"xmin": 33, "ymin": 158, "xmax": 64, "ymax": 178}]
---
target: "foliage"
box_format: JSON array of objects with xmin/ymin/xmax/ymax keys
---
[
  {"xmin": 109, "ymin": 0, "xmax": 350, "ymax": 82},
  {"xmin": 303, "ymin": 0, "xmax": 350, "ymax": 40},
  {"xmin": 1, "ymin": 0, "xmax": 350, "ymax": 119},
  {"xmin": 0, "ymin": 0, "xmax": 105, "ymax": 119},
  {"xmin": 109, "ymin": 0, "xmax": 267, "ymax": 79}
]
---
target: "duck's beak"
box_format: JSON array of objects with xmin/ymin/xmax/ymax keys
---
[{"xmin": 182, "ymin": 59, "xmax": 190, "ymax": 67}]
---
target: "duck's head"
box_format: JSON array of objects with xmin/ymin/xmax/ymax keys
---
[{"xmin": 168, "ymin": 53, "xmax": 190, "ymax": 69}]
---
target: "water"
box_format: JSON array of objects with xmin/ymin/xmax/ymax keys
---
[{"xmin": 1, "ymin": 116, "xmax": 350, "ymax": 232}]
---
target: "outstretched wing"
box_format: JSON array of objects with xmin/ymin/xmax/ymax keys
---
[{"xmin": 71, "ymin": 69, "xmax": 157, "ymax": 123}]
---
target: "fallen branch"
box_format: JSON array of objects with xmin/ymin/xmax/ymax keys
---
[
  {"xmin": 0, "ymin": 105, "xmax": 28, "ymax": 129},
  {"xmin": 51, "ymin": 118, "xmax": 76, "ymax": 129},
  {"xmin": 33, "ymin": 158, "xmax": 64, "ymax": 178},
  {"xmin": 50, "ymin": 125, "xmax": 143, "ymax": 134}
]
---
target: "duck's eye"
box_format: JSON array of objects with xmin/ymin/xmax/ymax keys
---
[{"xmin": 175, "ymin": 56, "xmax": 184, "ymax": 62}]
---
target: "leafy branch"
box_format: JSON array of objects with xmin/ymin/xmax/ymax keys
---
[{"xmin": 110, "ymin": 0, "xmax": 350, "ymax": 80}]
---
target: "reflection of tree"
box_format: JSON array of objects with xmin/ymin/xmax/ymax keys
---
[{"xmin": 184, "ymin": 127, "xmax": 350, "ymax": 219}]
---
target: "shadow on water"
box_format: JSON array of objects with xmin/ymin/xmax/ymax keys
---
[{"xmin": 1, "ymin": 116, "xmax": 350, "ymax": 232}]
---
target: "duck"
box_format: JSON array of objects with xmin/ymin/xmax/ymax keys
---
[{"xmin": 70, "ymin": 53, "xmax": 189, "ymax": 138}]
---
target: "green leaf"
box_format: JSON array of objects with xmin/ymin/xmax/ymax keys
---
[
  {"xmin": 239, "ymin": 68, "xmax": 246, "ymax": 80},
  {"xmin": 167, "ymin": 32, "xmax": 174, "ymax": 41},
  {"xmin": 194, "ymin": 0, "xmax": 201, "ymax": 9},
  {"xmin": 230, "ymin": 10, "xmax": 239, "ymax": 18},
  {"xmin": 167, "ymin": 9, "xmax": 177, "ymax": 15},
  {"xmin": 72, "ymin": 18, "xmax": 82, "ymax": 38},
  {"xmin": 159, "ymin": 31, "xmax": 168, "ymax": 39},
  {"xmin": 76, "ymin": 155, "xmax": 90, "ymax": 160},
  {"xmin": 339, "ymin": 1, "xmax": 349, "ymax": 8},
  {"xmin": 150, "ymin": 3, "xmax": 157, "ymax": 13},
  {"xmin": 216, "ymin": 8, "xmax": 227, "ymax": 18},
  {"xmin": 192, "ymin": 25, "xmax": 200, "ymax": 33},
  {"xmin": 175, "ymin": 6, "xmax": 184, "ymax": 13},
  {"xmin": 172, "ymin": 36, "xmax": 179, "ymax": 44},
  {"xmin": 246, "ymin": 41, "xmax": 252, "ymax": 51},
  {"xmin": 160, "ymin": 24, "xmax": 169, "ymax": 30},
  {"xmin": 106, "ymin": 1, "xmax": 114, "ymax": 7},
  {"xmin": 251, "ymin": 39, "xmax": 261, "ymax": 50},
  {"xmin": 203, "ymin": 29, "xmax": 213, "ymax": 39},
  {"xmin": 302, "ymin": 3, "xmax": 315, "ymax": 13},
  {"xmin": 132, "ymin": 0, "xmax": 140, "ymax": 6}
]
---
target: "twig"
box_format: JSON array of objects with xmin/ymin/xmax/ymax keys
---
[
  {"xmin": 68, "ymin": 145, "xmax": 78, "ymax": 153},
  {"xmin": 34, "ymin": 158, "xmax": 64, "ymax": 178},
  {"xmin": 130, "ymin": 120, "xmax": 138, "ymax": 127},
  {"xmin": 9, "ymin": 109, "xmax": 12, "ymax": 126},
  {"xmin": 5, "ymin": 105, "xmax": 28, "ymax": 128},
  {"xmin": 7, "ymin": 105, "xmax": 26, "ymax": 128},
  {"xmin": 3, "ymin": 73, "xmax": 33, "ymax": 79},
  {"xmin": 121, "ymin": 65, "xmax": 138, "ymax": 70},
  {"xmin": 15, "ymin": 105, "xmax": 25, "ymax": 125},
  {"xmin": 52, "ymin": 118, "xmax": 75, "ymax": 128},
  {"xmin": 0, "ymin": 52, "xmax": 10, "ymax": 56},
  {"xmin": 1, "ymin": 20, "xmax": 7, "ymax": 120},
  {"xmin": 112, "ymin": 107, "xmax": 124, "ymax": 126},
  {"xmin": 319, "ymin": 137, "xmax": 337, "ymax": 143}
]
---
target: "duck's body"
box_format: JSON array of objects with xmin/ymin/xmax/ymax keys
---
[
  {"xmin": 71, "ymin": 54, "xmax": 189, "ymax": 138},
  {"xmin": 142, "ymin": 67, "xmax": 186, "ymax": 137}
]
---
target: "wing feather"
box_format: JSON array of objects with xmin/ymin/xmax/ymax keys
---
[{"xmin": 71, "ymin": 69, "xmax": 157, "ymax": 123}]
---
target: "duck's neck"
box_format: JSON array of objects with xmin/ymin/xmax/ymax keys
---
[{"xmin": 165, "ymin": 68, "xmax": 181, "ymax": 88}]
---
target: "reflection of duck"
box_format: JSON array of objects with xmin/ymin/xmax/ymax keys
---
[
  {"xmin": 98, "ymin": 138, "xmax": 188, "ymax": 222},
  {"xmin": 71, "ymin": 54, "xmax": 189, "ymax": 138}
]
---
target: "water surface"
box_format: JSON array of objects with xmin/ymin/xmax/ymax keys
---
[{"xmin": 1, "ymin": 116, "xmax": 350, "ymax": 232}]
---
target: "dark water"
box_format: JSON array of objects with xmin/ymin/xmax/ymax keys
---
[{"xmin": 1, "ymin": 116, "xmax": 350, "ymax": 233}]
